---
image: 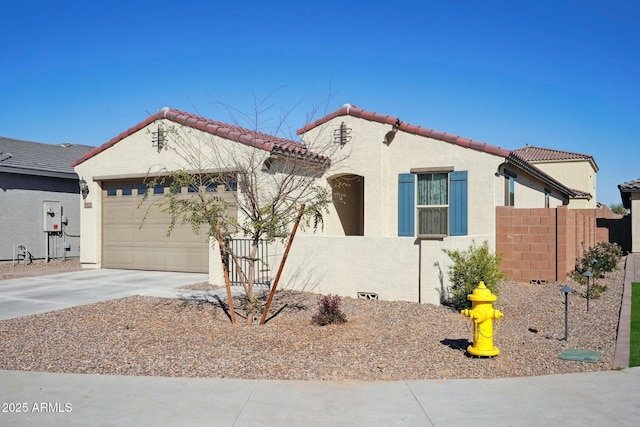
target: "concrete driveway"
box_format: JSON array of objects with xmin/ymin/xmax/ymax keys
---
[{"xmin": 0, "ymin": 269, "xmax": 208, "ymax": 320}]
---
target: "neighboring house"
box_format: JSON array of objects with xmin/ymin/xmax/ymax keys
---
[
  {"xmin": 619, "ymin": 179, "xmax": 640, "ymax": 253},
  {"xmin": 71, "ymin": 105, "xmax": 597, "ymax": 304},
  {"xmin": 0, "ymin": 136, "xmax": 93, "ymax": 263},
  {"xmin": 511, "ymin": 145, "xmax": 598, "ymax": 208}
]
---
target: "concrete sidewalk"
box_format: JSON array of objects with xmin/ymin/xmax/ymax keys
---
[{"xmin": 1, "ymin": 368, "xmax": 639, "ymax": 426}]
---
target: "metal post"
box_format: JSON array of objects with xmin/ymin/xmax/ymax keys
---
[
  {"xmin": 583, "ymin": 270, "xmax": 592, "ymax": 312},
  {"xmin": 561, "ymin": 285, "xmax": 572, "ymax": 341}
]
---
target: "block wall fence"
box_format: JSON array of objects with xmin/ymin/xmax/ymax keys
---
[{"xmin": 496, "ymin": 205, "xmax": 623, "ymax": 284}]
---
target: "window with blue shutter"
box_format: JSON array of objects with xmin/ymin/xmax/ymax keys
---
[
  {"xmin": 449, "ymin": 171, "xmax": 468, "ymax": 236},
  {"xmin": 398, "ymin": 173, "xmax": 415, "ymax": 236}
]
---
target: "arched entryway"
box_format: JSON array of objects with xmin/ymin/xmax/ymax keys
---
[{"xmin": 329, "ymin": 174, "xmax": 364, "ymax": 236}]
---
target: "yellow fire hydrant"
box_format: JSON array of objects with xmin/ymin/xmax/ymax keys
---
[{"xmin": 461, "ymin": 281, "xmax": 503, "ymax": 357}]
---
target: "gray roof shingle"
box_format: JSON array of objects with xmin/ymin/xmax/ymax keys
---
[{"xmin": 0, "ymin": 136, "xmax": 94, "ymax": 179}]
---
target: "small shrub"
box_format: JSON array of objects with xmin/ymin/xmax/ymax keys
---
[
  {"xmin": 576, "ymin": 242, "xmax": 623, "ymax": 277},
  {"xmin": 570, "ymin": 242, "xmax": 623, "ymax": 297},
  {"xmin": 312, "ymin": 294, "xmax": 347, "ymax": 326},
  {"xmin": 443, "ymin": 240, "xmax": 507, "ymax": 310}
]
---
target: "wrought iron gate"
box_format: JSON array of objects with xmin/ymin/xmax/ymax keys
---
[{"xmin": 225, "ymin": 238, "xmax": 271, "ymax": 288}]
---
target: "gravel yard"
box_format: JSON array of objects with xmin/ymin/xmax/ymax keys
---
[{"xmin": 0, "ymin": 258, "xmax": 625, "ymax": 381}]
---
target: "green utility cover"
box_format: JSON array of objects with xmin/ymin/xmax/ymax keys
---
[{"xmin": 559, "ymin": 349, "xmax": 601, "ymax": 363}]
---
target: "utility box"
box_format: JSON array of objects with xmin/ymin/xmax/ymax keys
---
[{"xmin": 43, "ymin": 201, "xmax": 62, "ymax": 232}]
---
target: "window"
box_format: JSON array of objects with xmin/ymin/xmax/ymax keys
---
[
  {"xmin": 504, "ymin": 169, "xmax": 516, "ymax": 206},
  {"xmin": 398, "ymin": 171, "xmax": 467, "ymax": 237},
  {"xmin": 417, "ymin": 173, "xmax": 448, "ymax": 235},
  {"xmin": 122, "ymin": 184, "xmax": 132, "ymax": 196},
  {"xmin": 153, "ymin": 184, "xmax": 164, "ymax": 195},
  {"xmin": 106, "ymin": 186, "xmax": 117, "ymax": 197},
  {"xmin": 137, "ymin": 184, "xmax": 147, "ymax": 196},
  {"xmin": 544, "ymin": 188, "xmax": 551, "ymax": 208},
  {"xmin": 206, "ymin": 182, "xmax": 219, "ymax": 192}
]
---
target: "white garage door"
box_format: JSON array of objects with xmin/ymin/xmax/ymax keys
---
[{"xmin": 101, "ymin": 179, "xmax": 235, "ymax": 273}]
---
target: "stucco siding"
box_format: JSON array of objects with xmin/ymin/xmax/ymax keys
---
[
  {"xmin": 533, "ymin": 160, "xmax": 597, "ymax": 207},
  {"xmin": 0, "ymin": 174, "xmax": 82, "ymax": 261},
  {"xmin": 632, "ymin": 193, "xmax": 640, "ymax": 253},
  {"xmin": 301, "ymin": 117, "xmax": 505, "ymax": 239}
]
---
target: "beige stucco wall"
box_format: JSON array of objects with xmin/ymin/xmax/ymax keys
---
[
  {"xmin": 290, "ymin": 116, "xmax": 526, "ymax": 303},
  {"xmin": 632, "ymin": 193, "xmax": 640, "ymax": 253},
  {"xmin": 530, "ymin": 160, "xmax": 597, "ymax": 208},
  {"xmin": 300, "ymin": 116, "xmax": 507, "ymax": 239},
  {"xmin": 508, "ymin": 173, "xmax": 565, "ymax": 209}
]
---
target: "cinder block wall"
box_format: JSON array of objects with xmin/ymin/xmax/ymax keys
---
[
  {"xmin": 496, "ymin": 207, "xmax": 557, "ymax": 283},
  {"xmin": 496, "ymin": 206, "xmax": 601, "ymax": 284}
]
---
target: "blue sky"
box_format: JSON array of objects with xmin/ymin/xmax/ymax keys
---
[{"xmin": 1, "ymin": 0, "xmax": 638, "ymax": 206}]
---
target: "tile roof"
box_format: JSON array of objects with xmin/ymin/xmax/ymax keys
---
[
  {"xmin": 72, "ymin": 108, "xmax": 324, "ymax": 167},
  {"xmin": 618, "ymin": 178, "xmax": 640, "ymax": 209},
  {"xmin": 298, "ymin": 104, "xmax": 576, "ymax": 198},
  {"xmin": 619, "ymin": 179, "xmax": 640, "ymax": 192},
  {"xmin": 297, "ymin": 103, "xmax": 511, "ymax": 157},
  {"xmin": 504, "ymin": 151, "xmax": 577, "ymax": 198},
  {"xmin": 0, "ymin": 136, "xmax": 93, "ymax": 179},
  {"xmin": 511, "ymin": 145, "xmax": 598, "ymax": 171}
]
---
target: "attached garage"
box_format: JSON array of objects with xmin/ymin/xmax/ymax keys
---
[
  {"xmin": 98, "ymin": 178, "xmax": 236, "ymax": 273},
  {"xmin": 72, "ymin": 107, "xmax": 309, "ymax": 274},
  {"xmin": 100, "ymin": 179, "xmax": 203, "ymax": 272}
]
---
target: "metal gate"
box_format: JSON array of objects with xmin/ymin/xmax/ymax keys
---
[{"xmin": 225, "ymin": 239, "xmax": 271, "ymax": 287}]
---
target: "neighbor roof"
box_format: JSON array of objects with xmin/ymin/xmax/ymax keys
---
[
  {"xmin": 299, "ymin": 104, "xmax": 577, "ymax": 199},
  {"xmin": 511, "ymin": 145, "xmax": 599, "ymax": 172},
  {"xmin": 618, "ymin": 178, "xmax": 640, "ymax": 209},
  {"xmin": 72, "ymin": 108, "xmax": 324, "ymax": 167},
  {"xmin": 0, "ymin": 136, "xmax": 93, "ymax": 179}
]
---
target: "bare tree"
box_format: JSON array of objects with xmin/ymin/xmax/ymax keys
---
[{"xmin": 140, "ymin": 96, "xmax": 348, "ymax": 324}]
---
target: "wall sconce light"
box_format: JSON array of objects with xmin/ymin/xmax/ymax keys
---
[
  {"xmin": 79, "ymin": 178, "xmax": 89, "ymax": 200},
  {"xmin": 152, "ymin": 123, "xmax": 167, "ymax": 152},
  {"xmin": 383, "ymin": 118, "xmax": 402, "ymax": 145}
]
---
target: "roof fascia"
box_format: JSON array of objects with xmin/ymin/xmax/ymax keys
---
[{"xmin": 0, "ymin": 165, "xmax": 79, "ymax": 180}]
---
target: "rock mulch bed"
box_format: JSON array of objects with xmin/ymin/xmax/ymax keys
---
[{"xmin": 0, "ymin": 260, "xmax": 625, "ymax": 381}]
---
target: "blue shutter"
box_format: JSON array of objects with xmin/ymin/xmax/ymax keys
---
[
  {"xmin": 450, "ymin": 171, "xmax": 468, "ymax": 236},
  {"xmin": 398, "ymin": 173, "xmax": 415, "ymax": 236}
]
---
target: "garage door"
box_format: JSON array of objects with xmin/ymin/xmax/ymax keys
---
[{"xmin": 101, "ymin": 179, "xmax": 235, "ymax": 273}]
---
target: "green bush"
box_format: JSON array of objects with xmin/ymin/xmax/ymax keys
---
[
  {"xmin": 576, "ymin": 242, "xmax": 623, "ymax": 278},
  {"xmin": 443, "ymin": 240, "xmax": 507, "ymax": 310},
  {"xmin": 569, "ymin": 242, "xmax": 623, "ymax": 299}
]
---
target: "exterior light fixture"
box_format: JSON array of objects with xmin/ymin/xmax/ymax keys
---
[
  {"xmin": 561, "ymin": 284, "xmax": 573, "ymax": 341},
  {"xmin": 582, "ymin": 270, "xmax": 593, "ymax": 312},
  {"xmin": 152, "ymin": 123, "xmax": 167, "ymax": 152},
  {"xmin": 383, "ymin": 118, "xmax": 402, "ymax": 145},
  {"xmin": 79, "ymin": 178, "xmax": 89, "ymax": 200}
]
